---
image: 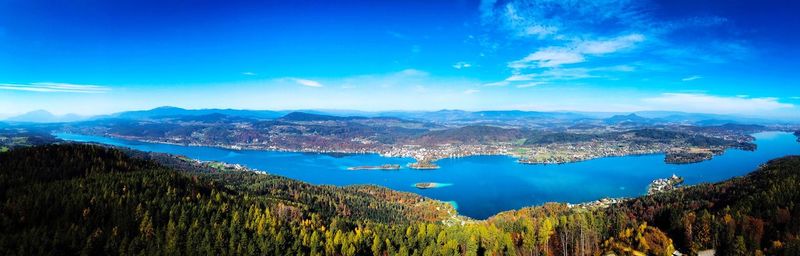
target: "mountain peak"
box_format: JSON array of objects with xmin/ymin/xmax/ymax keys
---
[{"xmin": 151, "ymin": 106, "xmax": 185, "ymax": 111}]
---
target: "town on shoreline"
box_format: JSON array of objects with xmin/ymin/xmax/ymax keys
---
[{"xmin": 62, "ymin": 128, "xmax": 766, "ymax": 170}]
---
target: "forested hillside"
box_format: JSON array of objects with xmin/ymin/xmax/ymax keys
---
[{"xmin": 1, "ymin": 144, "xmax": 799, "ymax": 255}]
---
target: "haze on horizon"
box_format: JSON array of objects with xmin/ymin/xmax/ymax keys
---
[{"xmin": 1, "ymin": 0, "xmax": 799, "ymax": 119}]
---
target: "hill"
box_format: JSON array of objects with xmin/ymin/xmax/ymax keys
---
[
  {"xmin": 5, "ymin": 110, "xmax": 86, "ymax": 123},
  {"xmin": 410, "ymin": 125, "xmax": 529, "ymax": 145},
  {"xmin": 0, "ymin": 144, "xmax": 453, "ymax": 255},
  {"xmin": 603, "ymin": 113, "xmax": 653, "ymax": 125},
  {"xmin": 1, "ymin": 144, "xmax": 799, "ymax": 255},
  {"xmin": 279, "ymin": 111, "xmax": 355, "ymax": 122},
  {"xmin": 112, "ymin": 106, "xmax": 285, "ymax": 120}
]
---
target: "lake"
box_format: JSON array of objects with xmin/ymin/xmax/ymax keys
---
[{"xmin": 56, "ymin": 132, "xmax": 800, "ymax": 219}]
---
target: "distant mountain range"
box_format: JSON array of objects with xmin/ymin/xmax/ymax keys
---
[
  {"xmin": 2, "ymin": 106, "xmax": 793, "ymax": 125},
  {"xmin": 108, "ymin": 106, "xmax": 287, "ymax": 120},
  {"xmin": 3, "ymin": 110, "xmax": 88, "ymax": 123}
]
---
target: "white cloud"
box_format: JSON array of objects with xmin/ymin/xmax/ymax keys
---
[
  {"xmin": 643, "ymin": 93, "xmax": 794, "ymax": 114},
  {"xmin": 509, "ymin": 34, "xmax": 645, "ymax": 69},
  {"xmin": 396, "ymin": 69, "xmax": 428, "ymax": 76},
  {"xmin": 516, "ymin": 82, "xmax": 546, "ymax": 88},
  {"xmin": 291, "ymin": 78, "xmax": 323, "ymax": 87},
  {"xmin": 463, "ymin": 89, "xmax": 480, "ymax": 94},
  {"xmin": 505, "ymin": 74, "xmax": 535, "ymax": 82},
  {"xmin": 242, "ymin": 72, "xmax": 257, "ymax": 76},
  {"xmin": 453, "ymin": 62, "xmax": 473, "ymax": 69},
  {"xmin": 523, "ymin": 25, "xmax": 558, "ymax": 37},
  {"xmin": 484, "ymin": 0, "xmax": 749, "ymax": 87},
  {"xmin": 681, "ymin": 75, "xmax": 702, "ymax": 81},
  {"xmin": 505, "ymin": 67, "xmax": 597, "ymax": 82},
  {"xmin": 483, "ymin": 81, "xmax": 510, "ymax": 87},
  {"xmin": 577, "ymin": 34, "xmax": 645, "ymax": 55},
  {"xmin": 485, "ymin": 0, "xmax": 648, "ymax": 40},
  {"xmin": 0, "ymin": 82, "xmax": 111, "ymax": 93},
  {"xmin": 509, "ymin": 47, "xmax": 585, "ymax": 68}
]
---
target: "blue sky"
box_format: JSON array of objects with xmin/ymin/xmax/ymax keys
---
[{"xmin": 0, "ymin": 0, "xmax": 799, "ymax": 119}]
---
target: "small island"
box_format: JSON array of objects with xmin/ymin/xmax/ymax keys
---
[
  {"xmin": 414, "ymin": 182, "xmax": 439, "ymax": 189},
  {"xmin": 347, "ymin": 164, "xmax": 401, "ymax": 170},
  {"xmin": 407, "ymin": 161, "xmax": 440, "ymax": 170}
]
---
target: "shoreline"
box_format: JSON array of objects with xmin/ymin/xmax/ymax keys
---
[{"xmin": 54, "ymin": 131, "xmax": 769, "ymax": 168}]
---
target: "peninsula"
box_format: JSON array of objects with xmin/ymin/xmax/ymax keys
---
[{"xmin": 647, "ymin": 174, "xmax": 685, "ymax": 195}]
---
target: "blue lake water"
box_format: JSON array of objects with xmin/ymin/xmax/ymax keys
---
[{"xmin": 55, "ymin": 132, "xmax": 800, "ymax": 219}]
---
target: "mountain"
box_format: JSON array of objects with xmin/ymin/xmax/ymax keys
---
[
  {"xmin": 91, "ymin": 107, "xmax": 794, "ymax": 126},
  {"xmin": 2, "ymin": 143, "xmax": 800, "ymax": 255},
  {"xmin": 5, "ymin": 110, "xmax": 87, "ymax": 123},
  {"xmin": 381, "ymin": 109, "xmax": 588, "ymax": 122},
  {"xmin": 278, "ymin": 111, "xmax": 356, "ymax": 121},
  {"xmin": 603, "ymin": 113, "xmax": 653, "ymax": 124},
  {"xmin": 110, "ymin": 106, "xmax": 286, "ymax": 120},
  {"xmin": 632, "ymin": 111, "xmax": 783, "ymax": 125},
  {"xmin": 411, "ymin": 125, "xmax": 530, "ymax": 145},
  {"xmin": 172, "ymin": 113, "xmax": 257, "ymax": 123}
]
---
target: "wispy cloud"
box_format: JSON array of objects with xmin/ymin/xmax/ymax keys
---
[
  {"xmin": 453, "ymin": 61, "xmax": 472, "ymax": 69},
  {"xmin": 509, "ymin": 47, "xmax": 585, "ymax": 69},
  {"xmin": 643, "ymin": 93, "xmax": 793, "ymax": 114},
  {"xmin": 0, "ymin": 82, "xmax": 110, "ymax": 93},
  {"xmin": 577, "ymin": 34, "xmax": 645, "ymax": 55},
  {"xmin": 681, "ymin": 75, "xmax": 702, "ymax": 81},
  {"xmin": 483, "ymin": 0, "xmax": 646, "ymax": 39},
  {"xmin": 516, "ymin": 82, "xmax": 546, "ymax": 88},
  {"xmin": 291, "ymin": 78, "xmax": 323, "ymax": 87},
  {"xmin": 662, "ymin": 16, "xmax": 728, "ymax": 31},
  {"xmin": 482, "ymin": 0, "xmax": 748, "ymax": 88},
  {"xmin": 494, "ymin": 65, "xmax": 631, "ymax": 87},
  {"xmin": 509, "ymin": 33, "xmax": 645, "ymax": 70},
  {"xmin": 463, "ymin": 89, "xmax": 480, "ymax": 94},
  {"xmin": 483, "ymin": 81, "xmax": 510, "ymax": 87},
  {"xmin": 242, "ymin": 72, "xmax": 257, "ymax": 76}
]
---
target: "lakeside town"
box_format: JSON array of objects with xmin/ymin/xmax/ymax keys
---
[
  {"xmin": 116, "ymin": 134, "xmax": 749, "ymax": 169},
  {"xmin": 52, "ymin": 108, "xmax": 795, "ymax": 171}
]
